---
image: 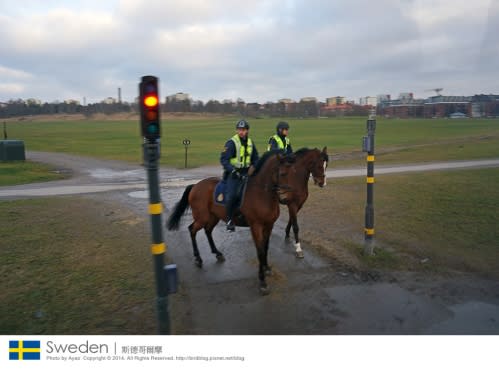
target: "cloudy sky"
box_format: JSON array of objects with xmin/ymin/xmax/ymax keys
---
[{"xmin": 0, "ymin": 0, "xmax": 497, "ymax": 104}]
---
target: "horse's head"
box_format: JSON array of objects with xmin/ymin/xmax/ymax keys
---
[
  {"xmin": 310, "ymin": 146, "xmax": 329, "ymax": 188},
  {"xmin": 252, "ymin": 150, "xmax": 294, "ymax": 196},
  {"xmin": 250, "ymin": 150, "xmax": 295, "ymax": 204},
  {"xmin": 274, "ymin": 153, "xmax": 295, "ymax": 204}
]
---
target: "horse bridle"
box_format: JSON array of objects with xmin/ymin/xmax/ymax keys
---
[
  {"xmin": 273, "ymin": 161, "xmax": 294, "ymax": 204},
  {"xmin": 311, "ymin": 154, "xmax": 328, "ymax": 185}
]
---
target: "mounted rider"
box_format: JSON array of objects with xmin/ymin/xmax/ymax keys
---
[
  {"xmin": 220, "ymin": 119, "xmax": 259, "ymax": 231},
  {"xmin": 268, "ymin": 121, "xmax": 293, "ymax": 155}
]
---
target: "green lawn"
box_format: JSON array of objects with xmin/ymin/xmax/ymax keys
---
[
  {"xmin": 5, "ymin": 116, "xmax": 499, "ymax": 168},
  {"xmin": 0, "ymin": 161, "xmax": 66, "ymax": 186},
  {"xmin": 301, "ymin": 167, "xmax": 499, "ymax": 277},
  {"xmin": 0, "ymin": 197, "xmax": 157, "ymax": 334},
  {"xmin": 2, "ymin": 116, "xmax": 499, "ymax": 333}
]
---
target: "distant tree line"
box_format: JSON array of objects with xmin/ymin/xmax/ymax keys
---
[
  {"xmin": 0, "ymin": 99, "xmax": 133, "ymax": 118},
  {"xmin": 0, "ymin": 97, "xmax": 371, "ymax": 118},
  {"xmin": 165, "ymin": 97, "xmax": 371, "ymax": 117}
]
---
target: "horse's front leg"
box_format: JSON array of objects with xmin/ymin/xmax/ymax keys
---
[
  {"xmin": 257, "ymin": 247, "xmax": 270, "ymax": 295},
  {"xmin": 263, "ymin": 223, "xmax": 273, "ymax": 276},
  {"xmin": 287, "ymin": 204, "xmax": 303, "ymax": 258},
  {"xmin": 292, "ymin": 216, "xmax": 303, "ymax": 258},
  {"xmin": 250, "ymin": 223, "xmax": 270, "ymax": 295},
  {"xmin": 285, "ymin": 206, "xmax": 292, "ymax": 239}
]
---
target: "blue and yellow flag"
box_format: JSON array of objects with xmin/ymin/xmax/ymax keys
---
[{"xmin": 9, "ymin": 340, "xmax": 41, "ymax": 360}]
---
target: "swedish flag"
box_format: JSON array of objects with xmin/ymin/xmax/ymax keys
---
[{"xmin": 9, "ymin": 340, "xmax": 41, "ymax": 360}]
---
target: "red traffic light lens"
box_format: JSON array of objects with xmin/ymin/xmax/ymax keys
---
[{"xmin": 144, "ymin": 95, "xmax": 159, "ymax": 107}]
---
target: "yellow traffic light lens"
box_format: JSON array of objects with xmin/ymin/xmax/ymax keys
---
[{"xmin": 144, "ymin": 95, "xmax": 159, "ymax": 107}]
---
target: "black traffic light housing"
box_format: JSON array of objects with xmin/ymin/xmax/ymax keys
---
[{"xmin": 139, "ymin": 75, "xmax": 161, "ymax": 139}]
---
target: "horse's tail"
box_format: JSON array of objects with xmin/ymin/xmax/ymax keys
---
[{"xmin": 166, "ymin": 184, "xmax": 194, "ymax": 231}]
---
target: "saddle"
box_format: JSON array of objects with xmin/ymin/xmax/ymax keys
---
[{"xmin": 214, "ymin": 179, "xmax": 249, "ymax": 227}]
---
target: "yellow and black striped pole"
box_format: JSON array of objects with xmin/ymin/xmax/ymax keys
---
[
  {"xmin": 362, "ymin": 110, "xmax": 376, "ymax": 255},
  {"xmin": 144, "ymin": 139, "xmax": 170, "ymax": 334}
]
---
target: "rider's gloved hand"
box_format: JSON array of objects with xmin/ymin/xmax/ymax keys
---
[{"xmin": 231, "ymin": 170, "xmax": 241, "ymax": 179}]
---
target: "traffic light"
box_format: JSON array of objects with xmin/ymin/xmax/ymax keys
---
[{"xmin": 139, "ymin": 75, "xmax": 161, "ymax": 139}]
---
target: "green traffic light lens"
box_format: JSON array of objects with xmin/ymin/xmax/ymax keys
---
[{"xmin": 147, "ymin": 124, "xmax": 159, "ymax": 133}]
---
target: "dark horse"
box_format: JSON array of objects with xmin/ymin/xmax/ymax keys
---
[
  {"xmin": 166, "ymin": 151, "xmax": 294, "ymax": 295},
  {"xmin": 282, "ymin": 147, "xmax": 329, "ymax": 258}
]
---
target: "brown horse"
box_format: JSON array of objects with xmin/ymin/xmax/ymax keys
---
[
  {"xmin": 282, "ymin": 147, "xmax": 329, "ymax": 258},
  {"xmin": 166, "ymin": 151, "xmax": 294, "ymax": 295}
]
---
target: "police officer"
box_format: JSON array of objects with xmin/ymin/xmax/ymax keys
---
[
  {"xmin": 220, "ymin": 119, "xmax": 259, "ymax": 231},
  {"xmin": 268, "ymin": 121, "xmax": 293, "ymax": 155}
]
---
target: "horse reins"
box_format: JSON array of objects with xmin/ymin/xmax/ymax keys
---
[{"xmin": 273, "ymin": 161, "xmax": 294, "ymax": 204}]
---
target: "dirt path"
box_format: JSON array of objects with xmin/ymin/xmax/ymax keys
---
[{"xmin": 1, "ymin": 151, "xmax": 499, "ymax": 197}]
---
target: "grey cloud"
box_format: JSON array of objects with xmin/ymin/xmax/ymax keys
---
[{"xmin": 0, "ymin": 0, "xmax": 497, "ymax": 103}]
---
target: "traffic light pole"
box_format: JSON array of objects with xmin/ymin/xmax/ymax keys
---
[
  {"xmin": 362, "ymin": 110, "xmax": 376, "ymax": 256},
  {"xmin": 143, "ymin": 138, "xmax": 170, "ymax": 334},
  {"xmin": 139, "ymin": 75, "xmax": 176, "ymax": 334}
]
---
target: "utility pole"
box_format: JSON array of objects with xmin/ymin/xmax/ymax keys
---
[{"xmin": 362, "ymin": 108, "xmax": 376, "ymax": 255}]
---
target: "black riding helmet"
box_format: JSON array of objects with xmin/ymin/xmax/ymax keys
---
[
  {"xmin": 236, "ymin": 119, "xmax": 250, "ymax": 129},
  {"xmin": 276, "ymin": 121, "xmax": 289, "ymax": 133}
]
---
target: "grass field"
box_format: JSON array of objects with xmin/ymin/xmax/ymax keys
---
[
  {"xmin": 4, "ymin": 115, "xmax": 499, "ymax": 168},
  {"xmin": 2, "ymin": 115, "xmax": 499, "ymax": 333},
  {"xmin": 0, "ymin": 197, "xmax": 158, "ymax": 334},
  {"xmin": 300, "ymin": 167, "xmax": 499, "ymax": 277},
  {"xmin": 0, "ymin": 161, "xmax": 66, "ymax": 186},
  {"xmin": 1, "ymin": 168, "xmax": 498, "ymax": 334}
]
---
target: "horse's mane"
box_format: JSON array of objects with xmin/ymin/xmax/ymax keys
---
[
  {"xmin": 252, "ymin": 150, "xmax": 281, "ymax": 175},
  {"xmin": 294, "ymin": 147, "xmax": 329, "ymax": 162},
  {"xmin": 294, "ymin": 147, "xmax": 312, "ymax": 157}
]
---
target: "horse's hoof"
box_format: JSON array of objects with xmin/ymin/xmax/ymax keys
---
[
  {"xmin": 216, "ymin": 254, "xmax": 226, "ymax": 263},
  {"xmin": 259, "ymin": 285, "xmax": 270, "ymax": 296},
  {"xmin": 295, "ymin": 250, "xmax": 305, "ymax": 259},
  {"xmin": 195, "ymin": 259, "xmax": 203, "ymax": 268}
]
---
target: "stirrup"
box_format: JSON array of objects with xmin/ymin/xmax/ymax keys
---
[{"xmin": 226, "ymin": 220, "xmax": 235, "ymax": 232}]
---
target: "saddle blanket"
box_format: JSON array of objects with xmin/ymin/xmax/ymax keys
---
[
  {"xmin": 214, "ymin": 180, "xmax": 249, "ymax": 227},
  {"xmin": 213, "ymin": 179, "xmax": 247, "ymax": 207},
  {"xmin": 214, "ymin": 180, "xmax": 227, "ymax": 204}
]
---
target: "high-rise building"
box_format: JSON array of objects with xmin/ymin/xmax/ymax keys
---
[
  {"xmin": 360, "ymin": 96, "xmax": 377, "ymax": 106},
  {"xmin": 326, "ymin": 96, "xmax": 346, "ymax": 106}
]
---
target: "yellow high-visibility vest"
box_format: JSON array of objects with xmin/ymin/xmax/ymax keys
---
[
  {"xmin": 230, "ymin": 135, "xmax": 253, "ymax": 168},
  {"xmin": 267, "ymin": 134, "xmax": 290, "ymax": 151}
]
